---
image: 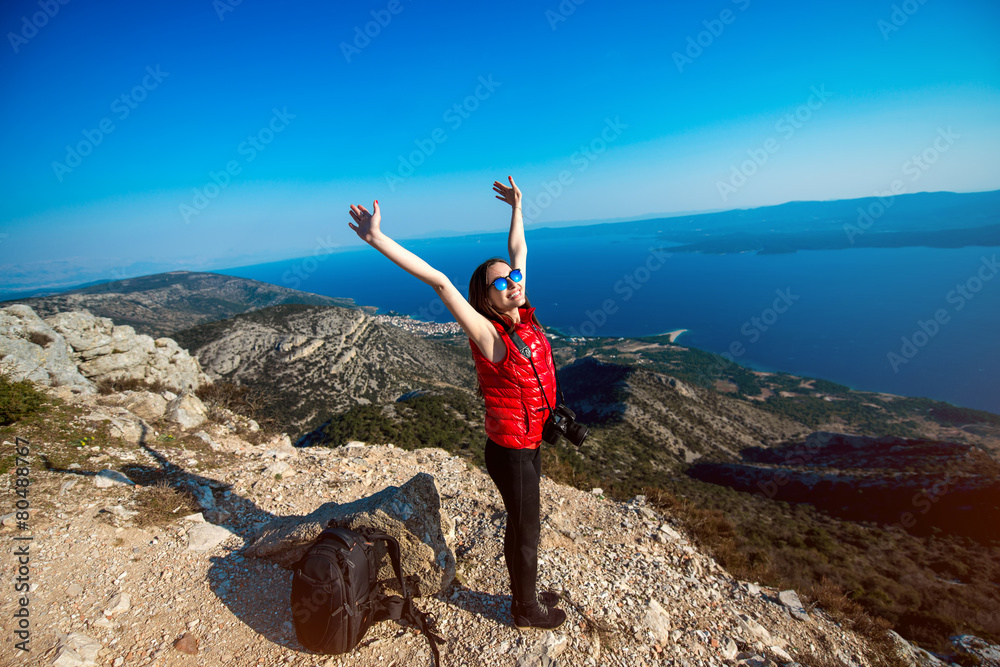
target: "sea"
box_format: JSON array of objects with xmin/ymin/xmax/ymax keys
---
[{"xmin": 220, "ymin": 232, "xmax": 1000, "ymax": 415}]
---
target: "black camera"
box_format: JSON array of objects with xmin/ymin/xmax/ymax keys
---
[{"xmin": 542, "ymin": 404, "xmax": 589, "ymax": 447}]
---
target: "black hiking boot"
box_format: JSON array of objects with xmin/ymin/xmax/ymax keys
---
[
  {"xmin": 512, "ymin": 597, "xmax": 567, "ymax": 631},
  {"xmin": 538, "ymin": 590, "xmax": 561, "ymax": 607}
]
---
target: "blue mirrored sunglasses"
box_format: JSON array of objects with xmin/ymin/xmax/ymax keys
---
[{"xmin": 490, "ymin": 268, "xmax": 523, "ymax": 291}]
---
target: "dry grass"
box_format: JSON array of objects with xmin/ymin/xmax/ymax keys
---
[
  {"xmin": 133, "ymin": 480, "xmax": 199, "ymax": 527},
  {"xmin": 196, "ymin": 381, "xmax": 259, "ymax": 415},
  {"xmin": 196, "ymin": 381, "xmax": 279, "ymax": 442},
  {"xmin": 644, "ymin": 485, "xmax": 774, "ymax": 584},
  {"xmin": 96, "ymin": 376, "xmax": 172, "ymax": 395},
  {"xmin": 804, "ymin": 579, "xmax": 906, "ymax": 667},
  {"xmin": 27, "ymin": 331, "xmax": 54, "ymax": 347}
]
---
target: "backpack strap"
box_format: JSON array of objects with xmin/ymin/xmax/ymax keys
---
[{"xmin": 356, "ymin": 527, "xmax": 445, "ymax": 666}]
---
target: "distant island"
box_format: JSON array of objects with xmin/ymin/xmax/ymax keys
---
[{"xmin": 516, "ymin": 188, "xmax": 1000, "ymax": 255}]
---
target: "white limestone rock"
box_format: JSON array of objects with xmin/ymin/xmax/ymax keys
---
[
  {"xmin": 165, "ymin": 392, "xmax": 208, "ymax": 429},
  {"xmin": 103, "ymin": 592, "xmax": 130, "ymax": 617},
  {"xmin": 93, "ymin": 470, "xmax": 135, "ymax": 488},
  {"xmin": 52, "ymin": 632, "xmax": 102, "ymax": 666},
  {"xmin": 736, "ymin": 613, "xmax": 772, "ymax": 643},
  {"xmin": 643, "ymin": 598, "xmax": 672, "ymax": 644},
  {"xmin": 778, "ymin": 589, "xmax": 811, "ymax": 622},
  {"xmin": 0, "ymin": 305, "xmax": 94, "ymax": 393},
  {"xmin": 244, "ymin": 472, "xmax": 455, "ymax": 597},
  {"xmin": 263, "ymin": 460, "xmax": 295, "ymax": 478},
  {"xmin": 44, "ymin": 309, "xmax": 208, "ymax": 391},
  {"xmin": 952, "ymin": 635, "xmax": 1000, "ymax": 666},
  {"xmin": 100, "ymin": 391, "xmax": 168, "ymax": 422},
  {"xmin": 187, "ymin": 523, "xmax": 235, "ymax": 552}
]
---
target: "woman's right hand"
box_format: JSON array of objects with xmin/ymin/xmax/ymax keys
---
[
  {"xmin": 348, "ymin": 200, "xmax": 381, "ymax": 244},
  {"xmin": 493, "ymin": 176, "xmax": 522, "ymax": 209}
]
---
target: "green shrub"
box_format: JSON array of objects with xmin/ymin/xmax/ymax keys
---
[{"xmin": 0, "ymin": 372, "xmax": 46, "ymax": 426}]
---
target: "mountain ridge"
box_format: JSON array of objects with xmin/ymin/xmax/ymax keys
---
[{"xmin": 0, "ymin": 271, "xmax": 359, "ymax": 338}]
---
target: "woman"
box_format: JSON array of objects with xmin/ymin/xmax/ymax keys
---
[{"xmin": 348, "ymin": 176, "xmax": 566, "ymax": 631}]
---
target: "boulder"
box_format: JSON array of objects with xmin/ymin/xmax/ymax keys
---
[
  {"xmin": 77, "ymin": 336, "xmax": 152, "ymax": 379},
  {"xmin": 165, "ymin": 392, "xmax": 208, "ymax": 429},
  {"xmin": 84, "ymin": 407, "xmax": 149, "ymax": 442},
  {"xmin": 0, "ymin": 305, "xmax": 94, "ymax": 393},
  {"xmin": 1, "ymin": 306, "xmax": 210, "ymax": 395},
  {"xmin": 150, "ymin": 337, "xmax": 208, "ymax": 390},
  {"xmin": 243, "ymin": 472, "xmax": 455, "ymax": 597},
  {"xmin": 46, "ymin": 311, "xmax": 115, "ymax": 355},
  {"xmin": 45, "ymin": 309, "xmax": 208, "ymax": 391},
  {"xmin": 887, "ymin": 631, "xmax": 950, "ymax": 667},
  {"xmin": 187, "ymin": 523, "xmax": 235, "ymax": 552},
  {"xmin": 261, "ymin": 433, "xmax": 296, "ymax": 460},
  {"xmin": 125, "ymin": 392, "xmax": 168, "ymax": 421},
  {"xmin": 778, "ymin": 589, "xmax": 811, "ymax": 622},
  {"xmin": 952, "ymin": 635, "xmax": 1000, "ymax": 666}
]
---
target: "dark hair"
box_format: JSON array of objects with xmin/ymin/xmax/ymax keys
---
[{"xmin": 468, "ymin": 257, "xmax": 539, "ymax": 335}]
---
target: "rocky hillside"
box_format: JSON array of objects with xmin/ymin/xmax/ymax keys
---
[
  {"xmin": 548, "ymin": 336, "xmax": 1000, "ymax": 460},
  {"xmin": 171, "ymin": 304, "xmax": 477, "ymax": 434},
  {"xmin": 10, "ymin": 377, "xmax": 1000, "ymax": 666},
  {"xmin": 2, "ymin": 271, "xmax": 357, "ymax": 338},
  {"xmin": 687, "ymin": 432, "xmax": 1000, "ymax": 542},
  {"xmin": 556, "ymin": 357, "xmax": 811, "ymax": 475}
]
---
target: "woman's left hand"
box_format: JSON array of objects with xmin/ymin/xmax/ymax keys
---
[{"xmin": 493, "ymin": 176, "xmax": 522, "ymax": 209}]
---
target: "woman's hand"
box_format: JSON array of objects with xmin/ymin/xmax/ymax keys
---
[
  {"xmin": 348, "ymin": 200, "xmax": 381, "ymax": 244},
  {"xmin": 493, "ymin": 176, "xmax": 522, "ymax": 209}
]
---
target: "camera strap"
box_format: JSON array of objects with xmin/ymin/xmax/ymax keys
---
[{"xmin": 505, "ymin": 325, "xmax": 565, "ymax": 413}]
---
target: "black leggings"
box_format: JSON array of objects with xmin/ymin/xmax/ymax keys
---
[{"xmin": 485, "ymin": 438, "xmax": 541, "ymax": 604}]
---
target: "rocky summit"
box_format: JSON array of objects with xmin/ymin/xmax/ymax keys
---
[{"xmin": 0, "ymin": 383, "xmax": 905, "ymax": 667}]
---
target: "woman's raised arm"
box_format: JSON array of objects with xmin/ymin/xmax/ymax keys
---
[
  {"xmin": 493, "ymin": 176, "xmax": 526, "ymax": 282},
  {"xmin": 348, "ymin": 200, "xmax": 499, "ymax": 352}
]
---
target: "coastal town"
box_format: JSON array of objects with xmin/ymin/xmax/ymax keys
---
[{"xmin": 373, "ymin": 314, "xmax": 464, "ymax": 337}]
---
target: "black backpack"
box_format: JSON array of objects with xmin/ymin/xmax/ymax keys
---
[{"xmin": 290, "ymin": 524, "xmax": 444, "ymax": 664}]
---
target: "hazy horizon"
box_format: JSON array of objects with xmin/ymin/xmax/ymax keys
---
[{"xmin": 3, "ymin": 186, "xmax": 998, "ymax": 299}]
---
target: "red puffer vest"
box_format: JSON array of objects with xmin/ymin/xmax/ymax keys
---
[{"xmin": 469, "ymin": 307, "xmax": 558, "ymax": 450}]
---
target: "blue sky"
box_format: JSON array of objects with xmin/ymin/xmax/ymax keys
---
[{"xmin": 1, "ymin": 0, "xmax": 998, "ymax": 292}]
